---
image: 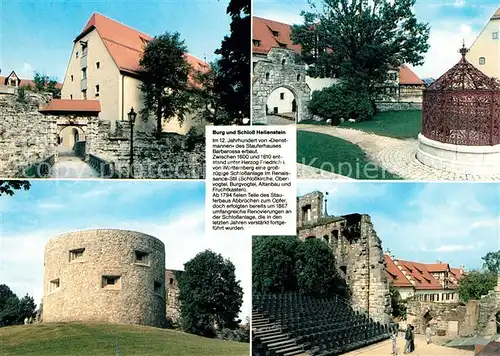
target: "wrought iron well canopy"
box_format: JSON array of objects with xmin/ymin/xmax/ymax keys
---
[{"xmin": 421, "ymin": 44, "xmax": 500, "ymax": 146}]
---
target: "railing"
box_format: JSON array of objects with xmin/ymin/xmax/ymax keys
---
[
  {"xmin": 22, "ymin": 153, "xmax": 57, "ymax": 178},
  {"xmin": 88, "ymin": 154, "xmax": 116, "ymax": 178},
  {"xmin": 74, "ymin": 141, "xmax": 86, "ymax": 159}
]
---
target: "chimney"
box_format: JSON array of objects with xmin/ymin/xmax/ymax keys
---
[
  {"xmin": 460, "ymin": 264, "xmax": 465, "ymax": 274},
  {"xmin": 436, "ymin": 258, "xmax": 442, "ymax": 263}
]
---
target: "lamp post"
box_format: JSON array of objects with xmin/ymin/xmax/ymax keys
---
[{"xmin": 127, "ymin": 107, "xmax": 137, "ymax": 178}]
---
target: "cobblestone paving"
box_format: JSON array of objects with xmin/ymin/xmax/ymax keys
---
[
  {"xmin": 297, "ymin": 163, "xmax": 353, "ymax": 180},
  {"xmin": 266, "ymin": 115, "xmax": 296, "ymax": 125},
  {"xmin": 298, "ymin": 125, "xmax": 500, "ymax": 181},
  {"xmin": 343, "ymin": 334, "xmax": 474, "ymax": 356}
]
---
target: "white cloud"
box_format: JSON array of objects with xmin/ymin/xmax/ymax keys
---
[{"xmin": 19, "ymin": 63, "xmax": 35, "ymax": 79}]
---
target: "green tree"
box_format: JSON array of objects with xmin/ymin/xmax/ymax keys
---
[
  {"xmin": 0, "ymin": 181, "xmax": 30, "ymax": 196},
  {"xmin": 291, "ymin": 0, "xmax": 430, "ymax": 103},
  {"xmin": 192, "ymin": 62, "xmax": 232, "ymax": 125},
  {"xmin": 0, "ymin": 285, "xmax": 19, "ymax": 327},
  {"xmin": 295, "ymin": 238, "xmax": 342, "ymax": 297},
  {"xmin": 179, "ymin": 250, "xmax": 243, "ymax": 337},
  {"xmin": 482, "ymin": 251, "xmax": 500, "ymax": 274},
  {"xmin": 17, "ymin": 294, "xmax": 36, "ymax": 323},
  {"xmin": 214, "ymin": 0, "xmax": 250, "ymax": 121},
  {"xmin": 252, "ymin": 236, "xmax": 300, "ymax": 293},
  {"xmin": 33, "ymin": 72, "xmax": 49, "ymax": 92},
  {"xmin": 139, "ymin": 32, "xmax": 194, "ymax": 139},
  {"xmin": 389, "ymin": 284, "xmax": 407, "ymax": 319},
  {"xmin": 47, "ymin": 80, "xmax": 61, "ymax": 99},
  {"xmin": 458, "ymin": 270, "xmax": 496, "ymax": 303}
]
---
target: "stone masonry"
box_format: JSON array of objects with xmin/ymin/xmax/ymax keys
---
[
  {"xmin": 253, "ymin": 48, "xmax": 311, "ymax": 124},
  {"xmin": 296, "ymin": 191, "xmax": 392, "ymax": 324},
  {"xmin": 165, "ymin": 269, "xmax": 183, "ymax": 324},
  {"xmin": 43, "ymin": 229, "xmax": 166, "ymax": 327}
]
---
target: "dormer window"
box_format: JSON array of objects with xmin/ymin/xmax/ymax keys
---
[
  {"xmin": 253, "ymin": 39, "xmax": 261, "ymax": 47},
  {"xmin": 140, "ymin": 36, "xmax": 150, "ymax": 46},
  {"xmin": 272, "ymin": 30, "xmax": 279, "ymax": 37},
  {"xmin": 278, "ymin": 43, "xmax": 287, "ymax": 49}
]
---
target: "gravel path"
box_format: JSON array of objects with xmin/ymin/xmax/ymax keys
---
[{"xmin": 297, "ymin": 125, "xmax": 500, "ymax": 181}]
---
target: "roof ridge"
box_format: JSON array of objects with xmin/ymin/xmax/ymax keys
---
[
  {"xmin": 253, "ymin": 16, "xmax": 293, "ymax": 27},
  {"xmin": 91, "ymin": 12, "xmax": 152, "ymax": 39}
]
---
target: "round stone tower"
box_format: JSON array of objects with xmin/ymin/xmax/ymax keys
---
[{"xmin": 43, "ymin": 229, "xmax": 166, "ymax": 327}]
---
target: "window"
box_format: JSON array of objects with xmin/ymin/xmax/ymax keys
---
[
  {"xmin": 95, "ymin": 85, "xmax": 100, "ymax": 97},
  {"xmin": 82, "ymin": 68, "xmax": 87, "ymax": 80},
  {"xmin": 479, "ymin": 57, "xmax": 486, "ymax": 65},
  {"xmin": 71, "ymin": 75, "xmax": 74, "ymax": 82},
  {"xmin": 70, "ymin": 94, "xmax": 73, "ymax": 100},
  {"xmin": 272, "ymin": 30, "xmax": 279, "ymax": 37},
  {"xmin": 82, "ymin": 90, "xmax": 87, "ymax": 100},
  {"xmin": 169, "ymin": 278, "xmax": 174, "ymax": 285},
  {"xmin": 265, "ymin": 72, "xmax": 270, "ymax": 80},
  {"xmin": 436, "ymin": 294, "xmax": 440, "ymax": 301},
  {"xmin": 280, "ymin": 92, "xmax": 285, "ymax": 100},
  {"xmin": 69, "ymin": 248, "xmax": 85, "ymax": 262},
  {"xmin": 76, "ymin": 51, "xmax": 79, "ymax": 58},
  {"xmin": 96, "ymin": 61, "xmax": 100, "ymax": 69},
  {"xmin": 297, "ymin": 74, "xmax": 301, "ymax": 82},
  {"xmin": 81, "ymin": 41, "xmax": 88, "ymax": 56},
  {"xmin": 9, "ymin": 79, "xmax": 16, "ymax": 87},
  {"xmin": 389, "ymin": 72, "xmax": 398, "ymax": 81},
  {"xmin": 332, "ymin": 230, "xmax": 339, "ymax": 239},
  {"xmin": 278, "ymin": 43, "xmax": 287, "ymax": 48},
  {"xmin": 253, "ymin": 39, "xmax": 261, "ymax": 47},
  {"xmin": 134, "ymin": 251, "xmax": 150, "ymax": 265},
  {"xmin": 154, "ymin": 281, "xmax": 162, "ymax": 294},
  {"xmin": 323, "ymin": 235, "xmax": 329, "ymax": 243},
  {"xmin": 50, "ymin": 278, "xmax": 60, "ymax": 293},
  {"xmin": 493, "ymin": 32, "xmax": 498, "ymax": 39},
  {"xmin": 302, "ymin": 204, "xmax": 312, "ymax": 223},
  {"xmin": 140, "ymin": 37, "xmax": 150, "ymax": 46},
  {"xmin": 281, "ymin": 59, "xmax": 286, "ymax": 66},
  {"xmin": 102, "ymin": 275, "xmax": 121, "ymax": 289}
]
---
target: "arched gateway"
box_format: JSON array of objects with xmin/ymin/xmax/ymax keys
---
[{"xmin": 252, "ymin": 48, "xmax": 311, "ymax": 124}]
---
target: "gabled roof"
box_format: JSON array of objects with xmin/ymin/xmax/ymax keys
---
[
  {"xmin": 491, "ymin": 7, "xmax": 500, "ymax": 20},
  {"xmin": 396, "ymin": 259, "xmax": 443, "ymax": 290},
  {"xmin": 399, "ymin": 65, "xmax": 424, "ymax": 85},
  {"xmin": 39, "ymin": 99, "xmax": 101, "ymax": 114},
  {"xmin": 252, "ymin": 16, "xmax": 301, "ymax": 55},
  {"xmin": 76, "ymin": 13, "xmax": 208, "ymax": 79},
  {"xmin": 384, "ymin": 254, "xmax": 413, "ymax": 288},
  {"xmin": 0, "ymin": 71, "xmax": 62, "ymax": 89}
]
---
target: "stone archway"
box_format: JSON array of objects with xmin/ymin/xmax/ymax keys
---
[
  {"xmin": 58, "ymin": 126, "xmax": 86, "ymax": 150},
  {"xmin": 252, "ymin": 48, "xmax": 311, "ymax": 124}
]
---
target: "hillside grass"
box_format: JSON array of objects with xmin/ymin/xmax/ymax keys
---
[
  {"xmin": 299, "ymin": 110, "xmax": 422, "ymax": 139},
  {"xmin": 297, "ymin": 130, "xmax": 401, "ymax": 180},
  {"xmin": 0, "ymin": 322, "xmax": 249, "ymax": 356}
]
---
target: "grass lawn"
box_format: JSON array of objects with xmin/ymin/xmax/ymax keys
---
[
  {"xmin": 297, "ymin": 130, "xmax": 401, "ymax": 180},
  {"xmin": 0, "ymin": 323, "xmax": 249, "ymax": 356},
  {"xmin": 299, "ymin": 110, "xmax": 422, "ymax": 139}
]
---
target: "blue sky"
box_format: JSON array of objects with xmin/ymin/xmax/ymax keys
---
[
  {"xmin": 298, "ymin": 182, "xmax": 500, "ymax": 271},
  {"xmin": 254, "ymin": 0, "xmax": 500, "ymax": 78},
  {"xmin": 0, "ymin": 180, "xmax": 251, "ymax": 321},
  {"xmin": 0, "ymin": 0, "xmax": 232, "ymax": 81}
]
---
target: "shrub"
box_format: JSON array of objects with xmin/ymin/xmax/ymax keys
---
[
  {"xmin": 185, "ymin": 127, "xmax": 205, "ymax": 151},
  {"xmin": 308, "ymin": 84, "xmax": 374, "ymax": 125},
  {"xmin": 216, "ymin": 326, "xmax": 249, "ymax": 343},
  {"xmin": 16, "ymin": 87, "xmax": 27, "ymax": 104}
]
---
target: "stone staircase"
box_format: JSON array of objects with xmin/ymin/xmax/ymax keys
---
[{"xmin": 252, "ymin": 310, "xmax": 308, "ymax": 356}]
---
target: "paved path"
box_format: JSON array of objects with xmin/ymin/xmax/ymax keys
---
[
  {"xmin": 298, "ymin": 125, "xmax": 500, "ymax": 181},
  {"xmin": 343, "ymin": 334, "xmax": 473, "ymax": 356},
  {"xmin": 49, "ymin": 147, "xmax": 99, "ymax": 179},
  {"xmin": 266, "ymin": 115, "xmax": 296, "ymax": 125}
]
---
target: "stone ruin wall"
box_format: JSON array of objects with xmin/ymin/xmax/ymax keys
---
[
  {"xmin": 43, "ymin": 229, "xmax": 166, "ymax": 328},
  {"xmin": 0, "ymin": 92, "xmax": 58, "ymax": 176},
  {"xmin": 297, "ymin": 192, "xmax": 392, "ymax": 324},
  {"xmin": 165, "ymin": 269, "xmax": 183, "ymax": 324}
]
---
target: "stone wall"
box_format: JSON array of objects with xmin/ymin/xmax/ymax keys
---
[
  {"xmin": 252, "ymin": 48, "xmax": 311, "ymax": 124},
  {"xmin": 376, "ymin": 101, "xmax": 422, "ymax": 112},
  {"xmin": 406, "ymin": 299, "xmax": 466, "ymax": 336},
  {"xmin": 0, "ymin": 92, "xmax": 58, "ymax": 177},
  {"xmin": 43, "ymin": 229, "xmax": 166, "ymax": 328},
  {"xmin": 296, "ymin": 192, "xmax": 392, "ymax": 324},
  {"xmin": 165, "ymin": 269, "xmax": 183, "ymax": 323},
  {"xmin": 89, "ymin": 120, "xmax": 205, "ymax": 179}
]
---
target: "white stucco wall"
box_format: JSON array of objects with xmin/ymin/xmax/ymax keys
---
[
  {"xmin": 467, "ymin": 17, "xmax": 500, "ymax": 79},
  {"xmin": 413, "ymin": 289, "xmax": 459, "ymax": 303},
  {"xmin": 266, "ymin": 87, "xmax": 295, "ymax": 114},
  {"xmin": 306, "ymin": 77, "xmax": 338, "ymax": 94}
]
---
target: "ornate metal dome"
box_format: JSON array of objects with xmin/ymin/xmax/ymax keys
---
[{"xmin": 421, "ymin": 44, "xmax": 500, "ymax": 146}]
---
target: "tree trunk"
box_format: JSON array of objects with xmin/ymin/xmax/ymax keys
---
[{"xmin": 156, "ymin": 91, "xmax": 163, "ymax": 140}]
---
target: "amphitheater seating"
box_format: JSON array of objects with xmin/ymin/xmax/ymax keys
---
[{"xmin": 252, "ymin": 292, "xmax": 396, "ymax": 356}]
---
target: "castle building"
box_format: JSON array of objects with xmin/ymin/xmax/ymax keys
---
[
  {"xmin": 61, "ymin": 13, "xmax": 208, "ymax": 133},
  {"xmin": 43, "ymin": 229, "xmax": 166, "ymax": 327},
  {"xmin": 384, "ymin": 252, "xmax": 466, "ymax": 303},
  {"xmin": 165, "ymin": 269, "xmax": 183, "ymax": 323},
  {"xmin": 296, "ymin": 191, "xmax": 392, "ymax": 324},
  {"xmin": 253, "ymin": 16, "xmax": 424, "ymax": 117},
  {"xmin": 467, "ymin": 7, "xmax": 500, "ymax": 79},
  {"xmin": 0, "ymin": 70, "xmax": 62, "ymax": 90}
]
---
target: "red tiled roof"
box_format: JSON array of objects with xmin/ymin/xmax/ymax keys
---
[
  {"xmin": 425, "ymin": 263, "xmax": 450, "ymax": 273},
  {"xmin": 491, "ymin": 7, "xmax": 500, "ymax": 20},
  {"xmin": 77, "ymin": 13, "xmax": 208, "ymax": 80},
  {"xmin": 384, "ymin": 255, "xmax": 413, "ymax": 288},
  {"xmin": 0, "ymin": 73, "xmax": 62, "ymax": 89},
  {"xmin": 39, "ymin": 99, "xmax": 101, "ymax": 113},
  {"xmin": 399, "ymin": 65, "xmax": 424, "ymax": 85},
  {"xmin": 450, "ymin": 267, "xmax": 465, "ymax": 280},
  {"xmin": 252, "ymin": 16, "xmax": 301, "ymax": 55},
  {"xmin": 396, "ymin": 259, "xmax": 443, "ymax": 290}
]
